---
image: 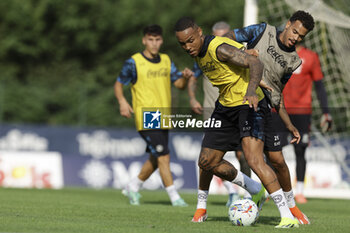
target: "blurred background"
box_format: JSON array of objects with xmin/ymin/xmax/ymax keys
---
[{"xmin": 0, "ymin": 0, "xmax": 349, "ymax": 199}]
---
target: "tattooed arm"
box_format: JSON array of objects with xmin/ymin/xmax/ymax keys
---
[{"xmin": 216, "ymin": 43, "xmax": 264, "ymax": 111}]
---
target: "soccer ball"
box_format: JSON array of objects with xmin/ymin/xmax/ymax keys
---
[{"xmin": 228, "ymin": 199, "xmax": 259, "ymax": 226}]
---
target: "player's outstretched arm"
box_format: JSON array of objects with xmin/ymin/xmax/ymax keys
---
[
  {"xmin": 114, "ymin": 81, "xmax": 134, "ymax": 118},
  {"xmin": 216, "ymin": 44, "xmax": 263, "ymax": 111}
]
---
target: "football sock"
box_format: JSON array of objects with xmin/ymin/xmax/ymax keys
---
[
  {"xmin": 270, "ymin": 189, "xmax": 294, "ymax": 219},
  {"xmin": 296, "ymin": 181, "xmax": 304, "ymax": 195},
  {"xmin": 196, "ymin": 190, "xmax": 209, "ymax": 209},
  {"xmin": 129, "ymin": 177, "xmax": 143, "ymax": 192},
  {"xmin": 232, "ymin": 171, "xmax": 261, "ymax": 195},
  {"xmin": 223, "ymin": 180, "xmax": 237, "ymax": 194},
  {"xmin": 165, "ymin": 185, "xmax": 181, "ymax": 203},
  {"xmin": 284, "ymin": 190, "xmax": 296, "ymax": 208}
]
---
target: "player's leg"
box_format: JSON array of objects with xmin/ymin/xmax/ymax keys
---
[
  {"xmin": 150, "ymin": 130, "xmax": 187, "ymax": 207},
  {"xmin": 292, "ymin": 114, "xmax": 311, "ymax": 204},
  {"xmin": 265, "ymin": 151, "xmax": 292, "ymax": 191},
  {"xmin": 236, "ymin": 150, "xmax": 252, "ymax": 199},
  {"xmin": 123, "ymin": 154, "xmax": 158, "ymax": 205},
  {"xmin": 239, "ymin": 102, "xmax": 298, "ymax": 228},
  {"xmin": 192, "ymin": 148, "xmax": 224, "ymax": 222},
  {"xmin": 266, "ymin": 112, "xmax": 310, "ymax": 224},
  {"xmin": 138, "ymin": 154, "xmax": 158, "ymax": 181},
  {"xmin": 157, "ymin": 153, "xmax": 187, "ymax": 206},
  {"xmin": 223, "ymin": 179, "xmax": 239, "ymax": 207},
  {"xmin": 122, "ymin": 129, "xmax": 160, "ymax": 205},
  {"xmin": 236, "ymin": 150, "xmax": 251, "ymax": 177},
  {"xmin": 294, "ymin": 143, "xmax": 307, "ymax": 203},
  {"xmin": 193, "ymin": 147, "xmax": 263, "ymax": 222}
]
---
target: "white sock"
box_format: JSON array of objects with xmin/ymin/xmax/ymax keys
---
[
  {"xmin": 223, "ymin": 180, "xmax": 237, "ymax": 194},
  {"xmin": 232, "ymin": 171, "xmax": 261, "ymax": 195},
  {"xmin": 296, "ymin": 181, "xmax": 304, "ymax": 195},
  {"xmin": 197, "ymin": 190, "xmax": 209, "ymax": 209},
  {"xmin": 129, "ymin": 177, "xmax": 143, "ymax": 192},
  {"xmin": 165, "ymin": 185, "xmax": 181, "ymax": 203},
  {"xmin": 270, "ymin": 189, "xmax": 294, "ymax": 219},
  {"xmin": 284, "ymin": 190, "xmax": 296, "ymax": 208}
]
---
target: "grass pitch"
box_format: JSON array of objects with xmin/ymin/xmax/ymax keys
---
[{"xmin": 0, "ymin": 187, "xmax": 349, "ymax": 233}]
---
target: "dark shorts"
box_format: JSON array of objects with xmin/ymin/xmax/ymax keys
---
[
  {"xmin": 271, "ymin": 113, "xmax": 311, "ymax": 147},
  {"xmin": 202, "ymin": 98, "xmax": 270, "ymax": 152},
  {"xmin": 138, "ymin": 130, "xmax": 170, "ymax": 157}
]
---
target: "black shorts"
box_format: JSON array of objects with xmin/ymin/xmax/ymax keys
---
[
  {"xmin": 263, "ymin": 110, "xmax": 282, "ymax": 151},
  {"xmin": 202, "ymin": 98, "xmax": 269, "ymax": 152},
  {"xmin": 138, "ymin": 130, "xmax": 170, "ymax": 157},
  {"xmin": 271, "ymin": 113, "xmax": 310, "ymax": 147}
]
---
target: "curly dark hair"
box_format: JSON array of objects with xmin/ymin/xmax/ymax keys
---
[
  {"xmin": 143, "ymin": 24, "xmax": 162, "ymax": 36},
  {"xmin": 289, "ymin": 10, "xmax": 315, "ymax": 31},
  {"xmin": 174, "ymin": 17, "xmax": 197, "ymax": 32}
]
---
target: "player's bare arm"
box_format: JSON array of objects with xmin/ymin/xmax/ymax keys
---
[
  {"xmin": 277, "ymin": 95, "xmax": 300, "ymax": 144},
  {"xmin": 188, "ymin": 76, "xmax": 203, "ymax": 114},
  {"xmin": 216, "ymin": 43, "xmax": 264, "ymax": 110},
  {"xmin": 114, "ymin": 81, "xmax": 134, "ymax": 118}
]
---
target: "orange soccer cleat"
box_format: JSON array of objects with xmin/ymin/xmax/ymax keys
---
[
  {"xmin": 191, "ymin": 208, "xmax": 207, "ymax": 222},
  {"xmin": 290, "ymin": 206, "xmax": 310, "ymax": 224}
]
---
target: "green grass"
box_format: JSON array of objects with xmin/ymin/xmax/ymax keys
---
[{"xmin": 0, "ymin": 188, "xmax": 349, "ymax": 233}]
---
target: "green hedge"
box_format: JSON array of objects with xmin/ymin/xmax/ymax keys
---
[{"xmin": 0, "ymin": 0, "xmax": 244, "ymax": 127}]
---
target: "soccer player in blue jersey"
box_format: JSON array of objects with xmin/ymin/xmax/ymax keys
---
[
  {"xmin": 115, "ymin": 24, "xmax": 192, "ymax": 207},
  {"xmin": 224, "ymin": 11, "xmax": 315, "ymax": 225}
]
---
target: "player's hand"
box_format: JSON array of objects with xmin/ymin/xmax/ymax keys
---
[
  {"xmin": 286, "ymin": 124, "xmax": 301, "ymax": 144},
  {"xmin": 320, "ymin": 113, "xmax": 332, "ymax": 133},
  {"xmin": 119, "ymin": 100, "xmax": 134, "ymax": 118},
  {"xmin": 190, "ymin": 98, "xmax": 203, "ymax": 114},
  {"xmin": 243, "ymin": 92, "xmax": 259, "ymax": 112},
  {"xmin": 259, "ymin": 80, "xmax": 274, "ymax": 92},
  {"xmin": 245, "ymin": 49, "xmax": 259, "ymax": 57},
  {"xmin": 182, "ymin": 68, "xmax": 194, "ymax": 79}
]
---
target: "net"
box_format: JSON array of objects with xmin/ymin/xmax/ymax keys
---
[
  {"xmin": 257, "ymin": 0, "xmax": 350, "ymax": 184},
  {"xmin": 258, "ymin": 0, "xmax": 350, "ymax": 138}
]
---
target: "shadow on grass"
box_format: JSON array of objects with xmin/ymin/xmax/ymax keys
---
[
  {"xmin": 143, "ymin": 200, "xmax": 172, "ymax": 206},
  {"xmin": 207, "ymin": 215, "xmax": 279, "ymax": 226},
  {"xmin": 210, "ymin": 201, "xmax": 227, "ymax": 206},
  {"xmin": 256, "ymin": 215, "xmax": 280, "ymax": 226}
]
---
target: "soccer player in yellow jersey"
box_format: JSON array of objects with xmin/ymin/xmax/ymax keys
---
[
  {"xmin": 175, "ymin": 17, "xmax": 298, "ymax": 228},
  {"xmin": 188, "ymin": 21, "xmax": 253, "ymax": 206},
  {"xmin": 115, "ymin": 24, "xmax": 192, "ymax": 207}
]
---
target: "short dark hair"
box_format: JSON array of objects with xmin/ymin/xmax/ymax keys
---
[
  {"xmin": 174, "ymin": 17, "xmax": 197, "ymax": 32},
  {"xmin": 289, "ymin": 10, "xmax": 315, "ymax": 31},
  {"xmin": 143, "ymin": 24, "xmax": 162, "ymax": 36}
]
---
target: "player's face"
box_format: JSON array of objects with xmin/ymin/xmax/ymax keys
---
[
  {"xmin": 142, "ymin": 34, "xmax": 163, "ymax": 56},
  {"xmin": 280, "ymin": 20, "xmax": 309, "ymax": 48},
  {"xmin": 176, "ymin": 26, "xmax": 203, "ymax": 57}
]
